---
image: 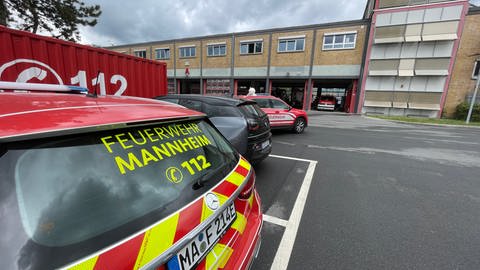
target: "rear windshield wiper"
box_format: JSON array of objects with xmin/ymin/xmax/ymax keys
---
[{"xmin": 192, "ymin": 159, "xmax": 235, "ymax": 190}]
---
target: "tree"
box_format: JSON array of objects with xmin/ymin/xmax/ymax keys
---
[{"xmin": 0, "ymin": 0, "xmax": 101, "ymax": 42}]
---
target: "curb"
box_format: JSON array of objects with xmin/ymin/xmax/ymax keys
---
[
  {"xmin": 364, "ymin": 116, "xmax": 480, "ymax": 129},
  {"xmin": 306, "ymin": 111, "xmax": 362, "ymax": 117}
]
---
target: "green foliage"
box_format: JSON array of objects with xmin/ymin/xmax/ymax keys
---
[
  {"xmin": 0, "ymin": 0, "xmax": 101, "ymax": 42},
  {"xmin": 455, "ymin": 102, "xmax": 480, "ymax": 122}
]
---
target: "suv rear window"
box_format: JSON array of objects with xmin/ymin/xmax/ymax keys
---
[
  {"xmin": 0, "ymin": 119, "xmax": 238, "ymax": 269},
  {"xmin": 203, "ymin": 103, "xmax": 243, "ymax": 117},
  {"xmin": 239, "ymin": 103, "xmax": 267, "ymax": 118},
  {"xmin": 251, "ymin": 98, "xmax": 270, "ymax": 108}
]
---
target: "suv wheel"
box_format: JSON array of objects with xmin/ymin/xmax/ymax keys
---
[{"xmin": 292, "ymin": 117, "xmax": 306, "ymax": 134}]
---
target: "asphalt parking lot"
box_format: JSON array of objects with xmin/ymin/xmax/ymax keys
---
[{"xmin": 251, "ymin": 114, "xmax": 480, "ymax": 270}]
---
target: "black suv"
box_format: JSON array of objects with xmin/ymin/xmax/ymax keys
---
[{"xmin": 155, "ymin": 94, "xmax": 272, "ymax": 164}]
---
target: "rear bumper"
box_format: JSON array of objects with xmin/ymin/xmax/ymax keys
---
[
  {"xmin": 245, "ymin": 132, "xmax": 272, "ymax": 164},
  {"xmin": 225, "ymin": 190, "xmax": 263, "ymax": 270}
]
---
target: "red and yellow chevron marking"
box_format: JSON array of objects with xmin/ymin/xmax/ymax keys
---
[
  {"xmin": 66, "ymin": 157, "xmax": 252, "ymax": 270},
  {"xmin": 231, "ymin": 212, "xmax": 247, "ymax": 234},
  {"xmin": 205, "ymin": 243, "xmax": 234, "ymax": 269}
]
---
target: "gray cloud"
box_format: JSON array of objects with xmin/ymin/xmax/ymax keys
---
[{"xmin": 80, "ymin": 0, "xmax": 368, "ymax": 46}]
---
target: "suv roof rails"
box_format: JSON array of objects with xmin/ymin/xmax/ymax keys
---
[{"xmin": 0, "ymin": 82, "xmax": 88, "ymax": 94}]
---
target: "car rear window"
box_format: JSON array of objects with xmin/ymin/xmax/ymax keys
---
[
  {"xmin": 203, "ymin": 103, "xmax": 243, "ymax": 117},
  {"xmin": 251, "ymin": 98, "xmax": 270, "ymax": 108},
  {"xmin": 0, "ymin": 119, "xmax": 239, "ymax": 269},
  {"xmin": 239, "ymin": 103, "xmax": 267, "ymax": 118},
  {"xmin": 271, "ymin": 99, "xmax": 290, "ymax": 109}
]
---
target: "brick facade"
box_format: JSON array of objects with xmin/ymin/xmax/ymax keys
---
[{"xmin": 444, "ymin": 11, "xmax": 480, "ymax": 117}]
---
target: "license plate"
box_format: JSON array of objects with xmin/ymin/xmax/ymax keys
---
[
  {"xmin": 167, "ymin": 203, "xmax": 237, "ymax": 270},
  {"xmin": 261, "ymin": 140, "xmax": 270, "ymax": 149}
]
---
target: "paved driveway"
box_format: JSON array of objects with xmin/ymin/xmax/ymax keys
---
[{"xmin": 252, "ymin": 114, "xmax": 480, "ymax": 270}]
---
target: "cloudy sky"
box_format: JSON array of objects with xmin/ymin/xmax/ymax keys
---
[{"xmin": 79, "ymin": 0, "xmax": 369, "ymax": 46}]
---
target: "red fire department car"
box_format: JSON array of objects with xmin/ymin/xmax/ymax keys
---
[
  {"xmin": 0, "ymin": 82, "xmax": 262, "ymax": 270},
  {"xmin": 243, "ymin": 95, "xmax": 308, "ymax": 134}
]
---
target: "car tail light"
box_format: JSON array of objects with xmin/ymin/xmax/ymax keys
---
[
  {"xmin": 239, "ymin": 169, "xmax": 256, "ymax": 200},
  {"xmin": 247, "ymin": 119, "xmax": 259, "ymax": 131}
]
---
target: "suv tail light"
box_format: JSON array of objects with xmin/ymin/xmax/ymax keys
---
[
  {"xmin": 247, "ymin": 119, "xmax": 259, "ymax": 131},
  {"xmin": 239, "ymin": 169, "xmax": 256, "ymax": 200}
]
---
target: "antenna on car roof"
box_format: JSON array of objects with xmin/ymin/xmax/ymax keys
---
[{"xmin": 87, "ymin": 70, "xmax": 101, "ymax": 98}]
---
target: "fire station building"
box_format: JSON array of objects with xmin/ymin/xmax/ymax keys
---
[{"xmin": 108, "ymin": 0, "xmax": 480, "ymax": 118}]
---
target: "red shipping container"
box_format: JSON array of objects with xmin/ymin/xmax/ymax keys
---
[{"xmin": 0, "ymin": 26, "xmax": 167, "ymax": 98}]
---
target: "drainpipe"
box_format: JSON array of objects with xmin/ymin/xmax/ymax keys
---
[
  {"xmin": 466, "ymin": 77, "xmax": 480, "ymax": 124},
  {"xmin": 173, "ymin": 40, "xmax": 177, "ymax": 94},
  {"xmin": 200, "ymin": 40, "xmax": 203, "ymax": 94},
  {"xmin": 266, "ymin": 33, "xmax": 273, "ymax": 94},
  {"xmin": 306, "ymin": 29, "xmax": 317, "ymax": 111},
  {"xmin": 230, "ymin": 34, "xmax": 235, "ymax": 96}
]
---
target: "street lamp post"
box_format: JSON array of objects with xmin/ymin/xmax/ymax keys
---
[{"xmin": 466, "ymin": 76, "xmax": 480, "ymax": 124}]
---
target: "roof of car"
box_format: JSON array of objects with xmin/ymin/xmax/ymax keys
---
[
  {"xmin": 0, "ymin": 93, "xmax": 204, "ymax": 140},
  {"xmin": 242, "ymin": 95, "xmax": 279, "ymax": 100},
  {"xmin": 155, "ymin": 94, "xmax": 254, "ymax": 106}
]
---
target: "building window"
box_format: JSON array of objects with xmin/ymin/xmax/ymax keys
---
[
  {"xmin": 134, "ymin": 50, "xmax": 147, "ymax": 58},
  {"xmin": 179, "ymin": 46, "xmax": 196, "ymax": 58},
  {"xmin": 155, "ymin": 48, "xmax": 170, "ymax": 60},
  {"xmin": 207, "ymin": 44, "xmax": 227, "ymax": 57},
  {"xmin": 323, "ymin": 33, "xmax": 357, "ymax": 50},
  {"xmin": 278, "ymin": 37, "xmax": 305, "ymax": 52},
  {"xmin": 473, "ymin": 60, "xmax": 480, "ymax": 79},
  {"xmin": 240, "ymin": 41, "xmax": 263, "ymax": 54}
]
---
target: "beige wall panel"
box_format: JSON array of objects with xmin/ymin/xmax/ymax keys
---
[
  {"xmin": 379, "ymin": 0, "xmax": 409, "ymax": 9},
  {"xmin": 405, "ymin": 24, "xmax": 422, "ymax": 42},
  {"xmin": 408, "ymin": 92, "xmax": 442, "ymax": 110},
  {"xmin": 422, "ymin": 21, "xmax": 459, "ymax": 41},
  {"xmin": 364, "ymin": 91, "xmax": 394, "ymax": 107},
  {"xmin": 374, "ymin": 25, "xmax": 406, "ymax": 43}
]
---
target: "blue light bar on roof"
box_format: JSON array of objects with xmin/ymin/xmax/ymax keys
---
[{"xmin": 0, "ymin": 82, "xmax": 89, "ymax": 94}]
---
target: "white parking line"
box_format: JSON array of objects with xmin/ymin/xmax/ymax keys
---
[
  {"xmin": 269, "ymin": 154, "xmax": 316, "ymax": 163},
  {"xmin": 267, "ymin": 154, "xmax": 318, "ymax": 270},
  {"xmin": 263, "ymin": 214, "xmax": 289, "ymax": 227}
]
